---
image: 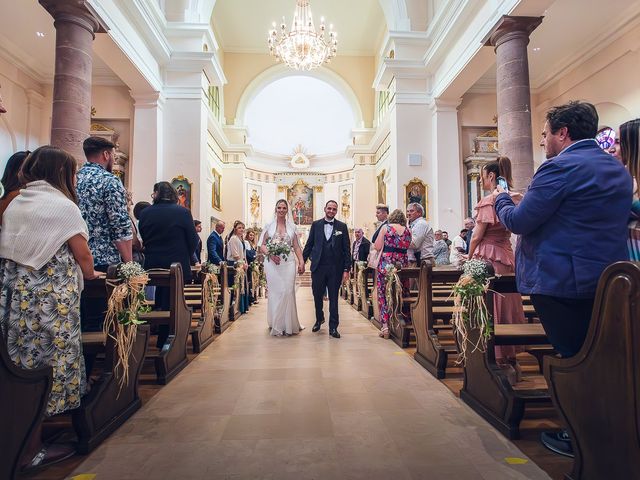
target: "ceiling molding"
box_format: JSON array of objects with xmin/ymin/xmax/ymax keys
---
[{"xmin": 0, "ymin": 33, "xmax": 48, "ymax": 84}]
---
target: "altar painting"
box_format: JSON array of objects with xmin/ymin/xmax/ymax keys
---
[
  {"xmin": 404, "ymin": 178, "xmax": 428, "ymax": 219},
  {"xmin": 288, "ymin": 181, "xmax": 314, "ymax": 225},
  {"xmin": 171, "ymin": 176, "xmax": 192, "ymax": 210}
]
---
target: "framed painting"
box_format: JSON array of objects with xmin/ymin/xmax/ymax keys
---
[
  {"xmin": 377, "ymin": 169, "xmax": 386, "ymax": 205},
  {"xmin": 404, "ymin": 177, "xmax": 428, "ymax": 219},
  {"xmin": 287, "ymin": 179, "xmax": 314, "ymax": 225},
  {"xmin": 212, "ymin": 169, "xmax": 221, "ymax": 211},
  {"xmin": 171, "ymin": 176, "xmax": 192, "ymax": 210}
]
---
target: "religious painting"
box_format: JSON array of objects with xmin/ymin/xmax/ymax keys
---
[
  {"xmin": 377, "ymin": 169, "xmax": 386, "ymax": 205},
  {"xmin": 247, "ymin": 184, "xmax": 262, "ymax": 227},
  {"xmin": 171, "ymin": 176, "xmax": 192, "ymax": 210},
  {"xmin": 287, "ymin": 180, "xmax": 314, "ymax": 225},
  {"xmin": 404, "ymin": 178, "xmax": 428, "ymax": 218},
  {"xmin": 212, "ymin": 169, "xmax": 221, "ymax": 211},
  {"xmin": 339, "ymin": 184, "xmax": 352, "ymax": 226}
]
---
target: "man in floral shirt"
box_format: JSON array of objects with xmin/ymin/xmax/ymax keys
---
[{"xmin": 77, "ymin": 136, "xmax": 133, "ymax": 334}]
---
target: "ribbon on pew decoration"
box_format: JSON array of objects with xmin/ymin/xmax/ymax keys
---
[
  {"xmin": 356, "ymin": 261, "xmax": 367, "ymax": 300},
  {"xmin": 103, "ymin": 262, "xmax": 151, "ymax": 395},
  {"xmin": 383, "ymin": 263, "xmax": 404, "ymax": 334},
  {"xmin": 250, "ymin": 261, "xmax": 260, "ymax": 297},
  {"xmin": 450, "ymin": 259, "xmax": 494, "ymax": 365}
]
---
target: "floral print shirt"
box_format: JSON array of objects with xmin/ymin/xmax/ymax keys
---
[{"xmin": 77, "ymin": 162, "xmax": 132, "ymax": 266}]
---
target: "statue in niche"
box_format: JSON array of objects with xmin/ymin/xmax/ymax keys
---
[
  {"xmin": 341, "ymin": 188, "xmax": 351, "ymax": 222},
  {"xmin": 250, "ymin": 189, "xmax": 261, "ymax": 222}
]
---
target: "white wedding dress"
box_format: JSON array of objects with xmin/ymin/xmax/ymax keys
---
[{"xmin": 260, "ymin": 212, "xmax": 303, "ymax": 336}]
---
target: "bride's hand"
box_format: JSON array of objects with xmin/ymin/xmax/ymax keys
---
[
  {"xmin": 297, "ymin": 264, "xmax": 305, "ymax": 275},
  {"xmin": 270, "ymin": 255, "xmax": 281, "ymax": 265}
]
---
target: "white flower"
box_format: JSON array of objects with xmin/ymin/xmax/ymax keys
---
[
  {"xmin": 334, "ymin": 231, "xmax": 343, "ymax": 236},
  {"xmin": 119, "ymin": 262, "xmax": 145, "ymax": 279}
]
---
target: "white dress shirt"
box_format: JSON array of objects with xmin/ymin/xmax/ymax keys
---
[
  {"xmin": 408, "ymin": 216, "xmax": 434, "ymax": 262},
  {"xmin": 324, "ymin": 220, "xmax": 334, "ymax": 241}
]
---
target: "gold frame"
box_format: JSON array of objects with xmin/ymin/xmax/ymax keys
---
[
  {"xmin": 404, "ymin": 177, "xmax": 428, "ymax": 219},
  {"xmin": 212, "ymin": 169, "xmax": 222, "ymax": 211},
  {"xmin": 171, "ymin": 175, "xmax": 193, "ymax": 210}
]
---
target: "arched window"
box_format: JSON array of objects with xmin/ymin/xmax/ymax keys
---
[{"xmin": 244, "ymin": 75, "xmax": 355, "ymax": 156}]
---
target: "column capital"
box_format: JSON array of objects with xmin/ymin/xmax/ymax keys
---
[
  {"xmin": 483, "ymin": 15, "xmax": 543, "ymax": 50},
  {"xmin": 39, "ymin": 0, "xmax": 106, "ymax": 38},
  {"xmin": 131, "ymin": 91, "xmax": 165, "ymax": 109},
  {"xmin": 430, "ymin": 98, "xmax": 462, "ymax": 114}
]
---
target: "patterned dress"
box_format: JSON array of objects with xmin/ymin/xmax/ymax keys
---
[
  {"xmin": 0, "ymin": 244, "xmax": 86, "ymax": 416},
  {"xmin": 376, "ymin": 226, "xmax": 411, "ymax": 328}
]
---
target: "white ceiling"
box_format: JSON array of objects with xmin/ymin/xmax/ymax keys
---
[
  {"xmin": 212, "ymin": 0, "xmax": 386, "ymax": 56},
  {"xmin": 0, "ymin": 0, "xmax": 123, "ymax": 85},
  {"xmin": 470, "ymin": 0, "xmax": 640, "ymax": 93}
]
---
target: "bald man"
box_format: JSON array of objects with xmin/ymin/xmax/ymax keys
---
[{"xmin": 206, "ymin": 220, "xmax": 225, "ymax": 264}]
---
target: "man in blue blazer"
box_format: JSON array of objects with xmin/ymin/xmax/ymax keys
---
[
  {"xmin": 494, "ymin": 101, "xmax": 632, "ymax": 456},
  {"xmin": 206, "ymin": 220, "xmax": 225, "ymax": 264},
  {"xmin": 303, "ymin": 200, "xmax": 351, "ymax": 338}
]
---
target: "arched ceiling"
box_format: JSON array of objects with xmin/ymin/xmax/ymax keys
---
[{"xmin": 211, "ymin": 0, "xmax": 386, "ymax": 56}]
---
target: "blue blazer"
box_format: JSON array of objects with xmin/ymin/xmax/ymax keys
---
[
  {"xmin": 495, "ymin": 139, "xmax": 632, "ymax": 298},
  {"xmin": 206, "ymin": 231, "xmax": 224, "ymax": 265}
]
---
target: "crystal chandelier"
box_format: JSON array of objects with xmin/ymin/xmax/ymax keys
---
[{"xmin": 268, "ymin": 0, "xmax": 337, "ymax": 71}]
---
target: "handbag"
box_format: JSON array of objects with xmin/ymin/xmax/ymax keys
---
[{"xmin": 367, "ymin": 247, "xmax": 381, "ymax": 269}]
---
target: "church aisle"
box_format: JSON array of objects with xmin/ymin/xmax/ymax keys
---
[{"xmin": 68, "ymin": 288, "xmax": 550, "ymax": 480}]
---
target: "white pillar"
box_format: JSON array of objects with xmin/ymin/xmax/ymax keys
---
[
  {"xmin": 430, "ymin": 98, "xmax": 464, "ymax": 234},
  {"xmin": 130, "ymin": 92, "xmax": 164, "ymax": 205}
]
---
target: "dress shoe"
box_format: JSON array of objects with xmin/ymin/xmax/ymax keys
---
[
  {"xmin": 541, "ymin": 430, "xmax": 574, "ymax": 458},
  {"xmin": 329, "ymin": 330, "xmax": 341, "ymax": 339},
  {"xmin": 312, "ymin": 320, "xmax": 324, "ymax": 332}
]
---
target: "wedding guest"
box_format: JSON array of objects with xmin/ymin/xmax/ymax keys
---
[
  {"xmin": 433, "ymin": 230, "xmax": 450, "ymax": 265},
  {"xmin": 449, "ymin": 229, "xmax": 468, "ymax": 266},
  {"xmin": 464, "ymin": 217, "xmax": 475, "ymax": 254},
  {"xmin": 468, "ymin": 157, "xmax": 525, "ymax": 382},
  {"xmin": 207, "ymin": 220, "xmax": 225, "ymax": 264},
  {"xmin": 139, "ymin": 182, "xmax": 199, "ymax": 346},
  {"xmin": 611, "ymin": 118, "xmax": 640, "ymax": 260},
  {"xmin": 0, "ymin": 146, "xmax": 101, "ymax": 469},
  {"xmin": 0, "ymin": 151, "xmax": 29, "ymax": 222},
  {"xmin": 245, "ymin": 229, "xmax": 258, "ymax": 303},
  {"xmin": 191, "ymin": 219, "xmax": 203, "ymax": 265},
  {"xmin": 126, "ymin": 192, "xmax": 144, "ymax": 264},
  {"xmin": 373, "ymin": 209, "xmax": 411, "ymax": 339},
  {"xmin": 407, "ymin": 202, "xmax": 434, "ymax": 266},
  {"xmin": 226, "ymin": 220, "xmax": 249, "ymax": 313},
  {"xmin": 352, "ymin": 227, "xmax": 371, "ymax": 264},
  {"xmin": 371, "ymin": 204, "xmax": 389, "ymax": 243},
  {"xmin": 442, "ymin": 231, "xmax": 452, "ymax": 247}
]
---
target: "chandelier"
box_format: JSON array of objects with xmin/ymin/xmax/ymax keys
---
[{"xmin": 268, "ymin": 0, "xmax": 337, "ymax": 71}]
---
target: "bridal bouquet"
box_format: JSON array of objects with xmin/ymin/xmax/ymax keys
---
[{"xmin": 266, "ymin": 238, "xmax": 291, "ymax": 262}]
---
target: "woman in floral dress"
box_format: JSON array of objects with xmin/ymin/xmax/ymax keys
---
[
  {"xmin": 0, "ymin": 146, "xmax": 101, "ymax": 469},
  {"xmin": 373, "ymin": 209, "xmax": 412, "ymax": 339}
]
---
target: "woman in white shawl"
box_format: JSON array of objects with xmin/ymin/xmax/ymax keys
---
[
  {"xmin": 0, "ymin": 146, "xmax": 101, "ymax": 470},
  {"xmin": 259, "ymin": 199, "xmax": 305, "ymax": 335}
]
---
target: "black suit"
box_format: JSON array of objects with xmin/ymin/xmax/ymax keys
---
[
  {"xmin": 371, "ymin": 220, "xmax": 388, "ymax": 244},
  {"xmin": 352, "ymin": 237, "xmax": 371, "ymax": 263},
  {"xmin": 303, "ymin": 218, "xmax": 351, "ymax": 331}
]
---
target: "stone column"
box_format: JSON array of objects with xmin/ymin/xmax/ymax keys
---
[
  {"xmin": 485, "ymin": 15, "xmax": 542, "ymax": 191},
  {"xmin": 40, "ymin": 0, "xmax": 103, "ymax": 162}
]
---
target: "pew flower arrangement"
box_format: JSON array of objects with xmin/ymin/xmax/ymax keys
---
[
  {"xmin": 356, "ymin": 261, "xmax": 368, "ymax": 298},
  {"xmin": 383, "ymin": 263, "xmax": 404, "ymax": 332},
  {"xmin": 451, "ymin": 259, "xmax": 494, "ymax": 364},
  {"xmin": 104, "ymin": 261, "xmax": 151, "ymax": 393},
  {"xmin": 232, "ymin": 260, "xmax": 247, "ymax": 293},
  {"xmin": 201, "ymin": 262, "xmax": 221, "ymax": 317},
  {"xmin": 201, "ymin": 262, "xmax": 221, "ymax": 275},
  {"xmin": 265, "ymin": 238, "xmax": 291, "ymax": 262}
]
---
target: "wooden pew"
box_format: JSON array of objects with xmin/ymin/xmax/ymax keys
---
[
  {"xmin": 184, "ymin": 271, "xmax": 216, "ymax": 353},
  {"xmin": 545, "ymin": 261, "xmax": 640, "ymax": 480},
  {"xmin": 139, "ymin": 263, "xmax": 191, "ymax": 384},
  {"xmin": 0, "ymin": 332, "xmax": 52, "ymax": 480},
  {"xmin": 74, "ymin": 272, "xmax": 149, "ymax": 454},
  {"xmin": 460, "ymin": 275, "xmax": 551, "ymax": 439},
  {"xmin": 356, "ymin": 265, "xmax": 375, "ymax": 320},
  {"xmin": 386, "ymin": 267, "xmax": 420, "ymax": 348},
  {"xmin": 218, "ymin": 263, "xmax": 233, "ymax": 332},
  {"xmin": 411, "ymin": 263, "xmax": 462, "ymax": 378}
]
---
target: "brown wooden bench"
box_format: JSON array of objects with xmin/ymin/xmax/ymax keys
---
[
  {"xmin": 0, "ymin": 330, "xmax": 52, "ymax": 480},
  {"xmin": 411, "ymin": 263, "xmax": 462, "ymax": 378},
  {"xmin": 460, "ymin": 275, "xmax": 551, "ymax": 439},
  {"xmin": 139, "ymin": 263, "xmax": 191, "ymax": 384},
  {"xmin": 545, "ymin": 261, "xmax": 640, "ymax": 480},
  {"xmin": 184, "ymin": 271, "xmax": 217, "ymax": 353},
  {"xmin": 356, "ymin": 265, "xmax": 374, "ymax": 319},
  {"xmin": 218, "ymin": 263, "xmax": 233, "ymax": 332},
  {"xmin": 74, "ymin": 271, "xmax": 149, "ymax": 454}
]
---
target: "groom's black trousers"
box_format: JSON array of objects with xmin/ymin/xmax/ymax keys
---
[{"xmin": 311, "ymin": 264, "xmax": 341, "ymax": 331}]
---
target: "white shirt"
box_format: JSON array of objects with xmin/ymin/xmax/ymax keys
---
[
  {"xmin": 408, "ymin": 216, "xmax": 434, "ymax": 261},
  {"xmin": 323, "ymin": 219, "xmax": 334, "ymax": 241},
  {"xmin": 450, "ymin": 235, "xmax": 467, "ymax": 266}
]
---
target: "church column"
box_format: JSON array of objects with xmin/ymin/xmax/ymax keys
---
[
  {"xmin": 130, "ymin": 92, "xmax": 164, "ymax": 204},
  {"xmin": 430, "ymin": 98, "xmax": 464, "ymax": 234},
  {"xmin": 40, "ymin": 0, "xmax": 103, "ymax": 162},
  {"xmin": 484, "ymin": 15, "xmax": 542, "ymax": 191}
]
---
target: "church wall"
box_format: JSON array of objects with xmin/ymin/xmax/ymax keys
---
[
  {"xmin": 459, "ymin": 92, "xmax": 497, "ymax": 128},
  {"xmin": 222, "ymin": 53, "xmax": 376, "ymax": 128}
]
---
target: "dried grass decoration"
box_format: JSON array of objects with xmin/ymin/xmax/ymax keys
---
[
  {"xmin": 232, "ymin": 260, "xmax": 246, "ymax": 294},
  {"xmin": 383, "ymin": 263, "xmax": 404, "ymax": 333},
  {"xmin": 356, "ymin": 261, "xmax": 368, "ymax": 299},
  {"xmin": 201, "ymin": 262, "xmax": 221, "ymax": 318},
  {"xmin": 250, "ymin": 261, "xmax": 260, "ymax": 295},
  {"xmin": 451, "ymin": 259, "xmax": 494, "ymax": 364},
  {"xmin": 103, "ymin": 262, "xmax": 151, "ymax": 394}
]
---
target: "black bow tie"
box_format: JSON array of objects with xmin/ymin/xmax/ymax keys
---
[{"xmin": 324, "ymin": 220, "xmax": 334, "ymax": 225}]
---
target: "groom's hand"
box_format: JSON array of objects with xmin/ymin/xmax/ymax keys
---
[{"xmin": 342, "ymin": 271, "xmax": 350, "ymax": 284}]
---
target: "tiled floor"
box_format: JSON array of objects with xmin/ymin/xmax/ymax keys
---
[{"xmin": 67, "ymin": 289, "xmax": 551, "ymax": 480}]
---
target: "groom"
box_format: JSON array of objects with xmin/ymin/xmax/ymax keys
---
[{"xmin": 303, "ymin": 200, "xmax": 351, "ymax": 338}]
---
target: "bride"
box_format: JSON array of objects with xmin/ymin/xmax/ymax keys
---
[{"xmin": 259, "ymin": 199, "xmax": 305, "ymax": 336}]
